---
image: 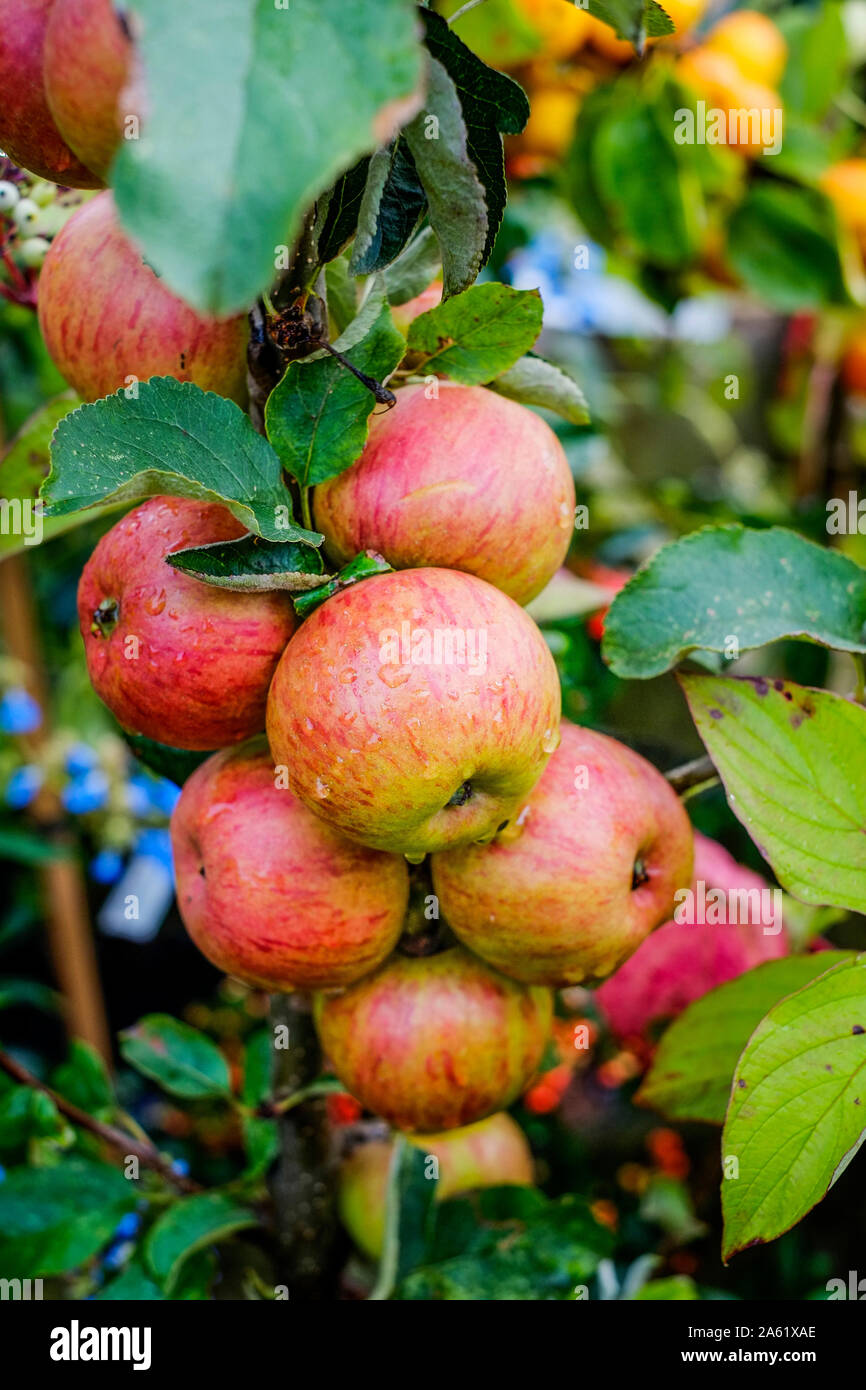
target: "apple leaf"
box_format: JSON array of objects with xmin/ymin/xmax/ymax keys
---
[
  {"xmin": 0, "ymin": 1159, "xmax": 136, "ymax": 1278},
  {"xmin": 0, "ymin": 1087, "xmax": 64, "ymax": 1147},
  {"xmin": 265, "ymin": 300, "xmax": 405, "ymax": 488},
  {"xmin": 315, "ymin": 157, "xmax": 372, "ymax": 266},
  {"xmin": 144, "ymin": 1193, "xmax": 256, "ymax": 1295},
  {"xmin": 293, "ymin": 552, "xmax": 393, "ymax": 621},
  {"xmin": 167, "ymin": 535, "xmax": 326, "ymax": 593},
  {"xmin": 490, "ymin": 353, "xmax": 590, "ymax": 425},
  {"xmin": 113, "ymin": 0, "xmax": 424, "ymax": 315},
  {"xmin": 722, "ymin": 954, "xmax": 866, "ymax": 1261},
  {"xmin": 349, "ymin": 140, "xmax": 427, "ymax": 277},
  {"xmin": 727, "ymin": 182, "xmax": 850, "ymax": 312},
  {"xmin": 591, "ymin": 0, "xmax": 673, "ymax": 44},
  {"xmin": 603, "ymin": 525, "xmax": 866, "ymax": 678},
  {"xmin": 407, "ymin": 283, "xmax": 543, "ymax": 385},
  {"xmin": 370, "ymin": 1138, "xmax": 437, "ymax": 1301},
  {"xmin": 95, "ymin": 1260, "xmax": 166, "ymax": 1301},
  {"xmin": 384, "ymin": 227, "xmax": 442, "ymax": 307},
  {"xmin": 0, "ymin": 393, "xmax": 88, "ymax": 556},
  {"xmin": 419, "ymin": 10, "xmax": 529, "ymax": 271},
  {"xmin": 637, "ymin": 953, "xmax": 854, "ymax": 1125},
  {"xmin": 120, "ymin": 1014, "xmax": 231, "ymax": 1099},
  {"xmin": 681, "ymin": 674, "xmax": 866, "ymax": 913},
  {"xmin": 42, "ymin": 377, "xmax": 315, "ymax": 544},
  {"xmin": 124, "ymin": 734, "xmax": 212, "ymax": 786}
]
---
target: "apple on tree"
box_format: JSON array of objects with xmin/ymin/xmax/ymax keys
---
[
  {"xmin": 432, "ymin": 720, "xmax": 694, "ymax": 985},
  {"xmin": 38, "ymin": 191, "xmax": 249, "ymax": 403},
  {"xmin": 171, "ymin": 738, "xmax": 409, "ymax": 991},
  {"xmin": 314, "ymin": 946, "xmax": 553, "ymax": 1132},
  {"xmin": 78, "ymin": 495, "xmax": 297, "ymax": 750},
  {"xmin": 43, "ymin": 0, "xmax": 133, "ymax": 180},
  {"xmin": 338, "ymin": 1113, "xmax": 534, "ymax": 1260},
  {"xmin": 0, "ymin": 0, "xmax": 101, "ymax": 186},
  {"xmin": 313, "ymin": 382, "xmax": 576, "ymax": 606},
  {"xmin": 265, "ymin": 565, "xmax": 562, "ymax": 859}
]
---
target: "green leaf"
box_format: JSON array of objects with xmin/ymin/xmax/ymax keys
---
[
  {"xmin": 0, "ymin": 1086, "xmax": 64, "ymax": 1146},
  {"xmin": 0, "ymin": 828, "xmax": 74, "ymax": 865},
  {"xmin": 315, "ymin": 157, "xmax": 372, "ymax": 266},
  {"xmin": 591, "ymin": 0, "xmax": 673, "ymax": 43},
  {"xmin": 167, "ymin": 535, "xmax": 326, "ymax": 593},
  {"xmin": 43, "ymin": 378, "xmax": 314, "ymax": 542},
  {"xmin": 722, "ymin": 955, "xmax": 866, "ymax": 1261},
  {"xmin": 384, "ymin": 227, "xmax": 442, "ymax": 307},
  {"xmin": 370, "ymin": 1138, "xmax": 439, "ymax": 1301},
  {"xmin": 441, "ymin": 0, "xmax": 542, "ymax": 70},
  {"xmin": 114, "ymin": 0, "xmax": 424, "ymax": 315},
  {"xmin": 0, "ymin": 1158, "xmax": 136, "ymax": 1277},
  {"xmin": 292, "ymin": 551, "xmax": 393, "ymax": 621},
  {"xmin": 241, "ymin": 1029, "xmax": 278, "ymax": 1178},
  {"xmin": 779, "ymin": 4, "xmax": 849, "ymax": 121},
  {"xmin": 407, "ymin": 283, "xmax": 543, "ymax": 385},
  {"xmin": 403, "ymin": 58, "xmax": 488, "ymax": 298},
  {"xmin": 565, "ymin": 83, "xmax": 626, "ymax": 250},
  {"xmin": 265, "ymin": 301, "xmax": 405, "ymax": 488},
  {"xmin": 682, "ymin": 675, "xmax": 866, "ymax": 913},
  {"xmin": 144, "ymin": 1193, "xmax": 256, "ymax": 1295},
  {"xmin": 420, "ymin": 9, "xmax": 529, "ymax": 268},
  {"xmin": 95, "ymin": 1260, "xmax": 165, "ymax": 1300},
  {"xmin": 638, "ymin": 954, "xmax": 854, "ymax": 1124},
  {"xmin": 349, "ymin": 140, "xmax": 427, "ymax": 277},
  {"xmin": 119, "ymin": 1015, "xmax": 231, "ymax": 1099},
  {"xmin": 490, "ymin": 353, "xmax": 589, "ymax": 424},
  {"xmin": 0, "ymin": 978, "xmax": 59, "ymax": 1013},
  {"xmin": 124, "ymin": 734, "xmax": 213, "ymax": 785},
  {"xmin": 603, "ymin": 525, "xmax": 866, "ymax": 679},
  {"xmin": 727, "ymin": 183, "xmax": 850, "ymax": 311},
  {"xmin": 0, "ymin": 394, "xmax": 85, "ymax": 557},
  {"xmin": 51, "ymin": 1040, "xmax": 114, "ymax": 1115},
  {"xmin": 634, "ymin": 1275, "xmax": 699, "ymax": 1301}
]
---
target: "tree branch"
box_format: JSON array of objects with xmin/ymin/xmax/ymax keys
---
[
  {"xmin": 664, "ymin": 754, "xmax": 718, "ymax": 794},
  {"xmin": 0, "ymin": 1047, "xmax": 202, "ymax": 1194}
]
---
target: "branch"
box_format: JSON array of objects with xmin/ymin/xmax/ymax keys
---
[
  {"xmin": 664, "ymin": 754, "xmax": 718, "ymax": 794},
  {"xmin": 0, "ymin": 1047, "xmax": 202, "ymax": 1194}
]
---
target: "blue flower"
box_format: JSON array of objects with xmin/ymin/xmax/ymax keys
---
[
  {"xmin": 113, "ymin": 1211, "xmax": 141, "ymax": 1240},
  {"xmin": 5, "ymin": 764, "xmax": 43, "ymax": 809},
  {"xmin": 90, "ymin": 848, "xmax": 125, "ymax": 884},
  {"xmin": 62, "ymin": 768, "xmax": 110, "ymax": 814},
  {"xmin": 135, "ymin": 827, "xmax": 174, "ymax": 869},
  {"xmin": 0, "ymin": 688, "xmax": 41, "ymax": 735},
  {"xmin": 64, "ymin": 743, "xmax": 99, "ymax": 778},
  {"xmin": 150, "ymin": 778, "xmax": 181, "ymax": 816}
]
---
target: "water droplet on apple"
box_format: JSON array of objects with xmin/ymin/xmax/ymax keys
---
[
  {"xmin": 404, "ymin": 850, "xmax": 426, "ymax": 865},
  {"xmin": 339, "ymin": 667, "xmax": 356, "ymax": 684},
  {"xmin": 304, "ymin": 717, "xmax": 314, "ymax": 732},
  {"xmin": 145, "ymin": 589, "xmax": 167, "ymax": 616},
  {"xmin": 314, "ymin": 778, "xmax": 330, "ymax": 799},
  {"xmin": 542, "ymin": 727, "xmax": 560, "ymax": 754},
  {"xmin": 377, "ymin": 664, "xmax": 412, "ymax": 688}
]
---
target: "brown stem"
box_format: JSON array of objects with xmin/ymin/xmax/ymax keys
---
[
  {"xmin": 0, "ymin": 1047, "xmax": 202, "ymax": 1194},
  {"xmin": 664, "ymin": 754, "xmax": 717, "ymax": 794}
]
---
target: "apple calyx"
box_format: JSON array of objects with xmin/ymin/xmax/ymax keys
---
[{"xmin": 90, "ymin": 596, "xmax": 119, "ymax": 637}]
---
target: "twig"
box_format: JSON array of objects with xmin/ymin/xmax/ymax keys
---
[
  {"xmin": 448, "ymin": 0, "xmax": 490, "ymax": 24},
  {"xmin": 664, "ymin": 754, "xmax": 717, "ymax": 794},
  {"xmin": 0, "ymin": 1047, "xmax": 202, "ymax": 1194}
]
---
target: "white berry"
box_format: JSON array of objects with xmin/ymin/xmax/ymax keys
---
[
  {"xmin": 12, "ymin": 198, "xmax": 40, "ymax": 231},
  {"xmin": 17, "ymin": 236, "xmax": 50, "ymax": 268},
  {"xmin": 0, "ymin": 180, "xmax": 20, "ymax": 212}
]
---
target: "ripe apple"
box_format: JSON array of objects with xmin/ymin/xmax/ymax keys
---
[
  {"xmin": 78, "ymin": 496, "xmax": 296, "ymax": 750},
  {"xmin": 0, "ymin": 0, "xmax": 101, "ymax": 186},
  {"xmin": 705, "ymin": 9, "xmax": 787, "ymax": 88},
  {"xmin": 44, "ymin": 0, "xmax": 132, "ymax": 180},
  {"xmin": 312, "ymin": 383, "xmax": 575, "ymax": 607},
  {"xmin": 265, "ymin": 566, "xmax": 562, "ymax": 858},
  {"xmin": 171, "ymin": 738, "xmax": 407, "ymax": 991},
  {"xmin": 339, "ymin": 1113, "xmax": 534, "ymax": 1260},
  {"xmin": 37, "ymin": 191, "xmax": 249, "ymax": 403},
  {"xmin": 431, "ymin": 720, "xmax": 694, "ymax": 986},
  {"xmin": 595, "ymin": 832, "xmax": 789, "ymax": 1037},
  {"xmin": 315, "ymin": 946, "xmax": 553, "ymax": 1132}
]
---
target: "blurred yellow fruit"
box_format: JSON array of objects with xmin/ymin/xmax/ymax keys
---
[
  {"xmin": 820, "ymin": 159, "xmax": 866, "ymax": 247},
  {"xmin": 518, "ymin": 85, "xmax": 583, "ymax": 157},
  {"xmin": 705, "ymin": 9, "xmax": 788, "ymax": 87},
  {"xmin": 585, "ymin": 13, "xmax": 636, "ymax": 62},
  {"xmin": 516, "ymin": 0, "xmax": 593, "ymax": 59},
  {"xmin": 677, "ymin": 46, "xmax": 782, "ymax": 157},
  {"xmin": 660, "ymin": 0, "xmax": 707, "ymax": 33}
]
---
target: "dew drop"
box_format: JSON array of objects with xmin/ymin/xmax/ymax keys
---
[
  {"xmin": 314, "ymin": 778, "xmax": 330, "ymax": 799},
  {"xmin": 542, "ymin": 727, "xmax": 560, "ymax": 754},
  {"xmin": 378, "ymin": 664, "xmax": 412, "ymax": 688}
]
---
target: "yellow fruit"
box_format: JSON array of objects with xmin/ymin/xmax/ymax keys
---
[
  {"xmin": 677, "ymin": 46, "xmax": 781, "ymax": 157},
  {"xmin": 659, "ymin": 0, "xmax": 707, "ymax": 33},
  {"xmin": 518, "ymin": 85, "xmax": 583, "ymax": 158},
  {"xmin": 516, "ymin": 0, "xmax": 593, "ymax": 59},
  {"xmin": 820, "ymin": 159, "xmax": 866, "ymax": 246},
  {"xmin": 585, "ymin": 13, "xmax": 636, "ymax": 62},
  {"xmin": 705, "ymin": 9, "xmax": 787, "ymax": 87}
]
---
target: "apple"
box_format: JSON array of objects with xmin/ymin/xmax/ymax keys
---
[
  {"xmin": 312, "ymin": 383, "xmax": 576, "ymax": 606},
  {"xmin": 595, "ymin": 832, "xmax": 789, "ymax": 1037},
  {"xmin": 389, "ymin": 279, "xmax": 442, "ymax": 336},
  {"xmin": 265, "ymin": 566, "xmax": 562, "ymax": 858},
  {"xmin": 314, "ymin": 946, "xmax": 553, "ymax": 1132},
  {"xmin": 44, "ymin": 0, "xmax": 132, "ymax": 180},
  {"xmin": 339, "ymin": 1113, "xmax": 534, "ymax": 1260},
  {"xmin": 37, "ymin": 191, "xmax": 249, "ymax": 403},
  {"xmin": 171, "ymin": 737, "xmax": 408, "ymax": 991},
  {"xmin": 0, "ymin": 0, "xmax": 101, "ymax": 186},
  {"xmin": 431, "ymin": 720, "xmax": 694, "ymax": 986},
  {"xmin": 78, "ymin": 496, "xmax": 296, "ymax": 750}
]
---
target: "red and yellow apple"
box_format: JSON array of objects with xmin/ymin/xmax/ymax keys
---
[
  {"xmin": 265, "ymin": 566, "xmax": 562, "ymax": 858},
  {"xmin": 315, "ymin": 946, "xmax": 552, "ymax": 1132},
  {"xmin": 432, "ymin": 720, "xmax": 694, "ymax": 985},
  {"xmin": 339, "ymin": 1113, "xmax": 534, "ymax": 1259},
  {"xmin": 78, "ymin": 496, "xmax": 296, "ymax": 750},
  {"xmin": 313, "ymin": 383, "xmax": 575, "ymax": 607},
  {"xmin": 0, "ymin": 0, "xmax": 100, "ymax": 186},
  {"xmin": 595, "ymin": 832, "xmax": 789, "ymax": 1037},
  {"xmin": 389, "ymin": 280, "xmax": 442, "ymax": 336},
  {"xmin": 171, "ymin": 739, "xmax": 407, "ymax": 991},
  {"xmin": 38, "ymin": 191, "xmax": 249, "ymax": 403},
  {"xmin": 44, "ymin": 0, "xmax": 132, "ymax": 180}
]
